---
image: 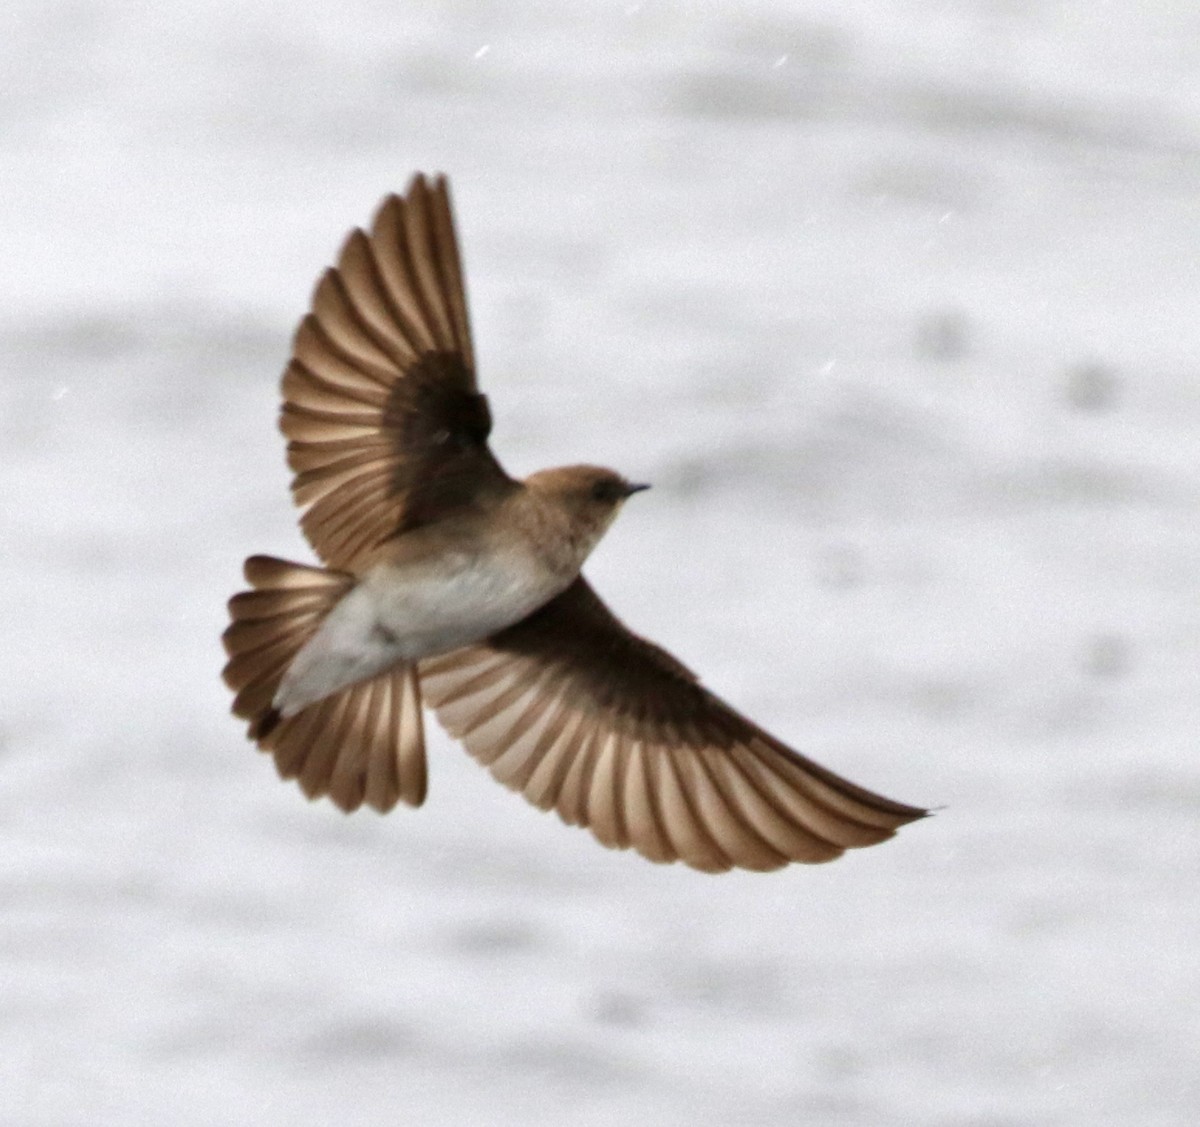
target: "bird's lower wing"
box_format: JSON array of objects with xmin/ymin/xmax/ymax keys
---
[{"xmin": 419, "ymin": 578, "xmax": 927, "ymax": 873}]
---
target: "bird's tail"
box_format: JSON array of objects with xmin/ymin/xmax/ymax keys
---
[{"xmin": 221, "ymin": 555, "xmax": 427, "ymax": 811}]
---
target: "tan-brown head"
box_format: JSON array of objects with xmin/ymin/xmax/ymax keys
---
[{"xmin": 522, "ymin": 464, "xmax": 650, "ymax": 569}]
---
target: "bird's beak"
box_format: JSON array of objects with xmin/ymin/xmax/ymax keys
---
[{"xmin": 624, "ymin": 482, "xmax": 651, "ymax": 498}]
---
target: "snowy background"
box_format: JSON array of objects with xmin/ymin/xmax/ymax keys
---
[{"xmin": 4, "ymin": 1, "xmax": 1200, "ymax": 1123}]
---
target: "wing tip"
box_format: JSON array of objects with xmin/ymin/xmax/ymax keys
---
[{"xmin": 371, "ymin": 172, "xmax": 449, "ymax": 218}]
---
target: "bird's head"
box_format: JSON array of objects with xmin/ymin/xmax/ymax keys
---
[{"xmin": 523, "ymin": 464, "xmax": 650, "ymax": 561}]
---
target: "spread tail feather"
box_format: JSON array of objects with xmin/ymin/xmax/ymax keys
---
[{"xmin": 222, "ymin": 555, "xmax": 427, "ymax": 811}]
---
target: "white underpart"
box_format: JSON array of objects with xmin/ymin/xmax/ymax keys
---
[{"xmin": 274, "ymin": 549, "xmax": 570, "ymax": 717}]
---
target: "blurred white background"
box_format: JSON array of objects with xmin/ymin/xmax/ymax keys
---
[{"xmin": 3, "ymin": 2, "xmax": 1199, "ymax": 1124}]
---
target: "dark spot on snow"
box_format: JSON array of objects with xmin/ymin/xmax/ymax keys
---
[
  {"xmin": 1080, "ymin": 633, "xmax": 1130, "ymax": 680},
  {"xmin": 1065, "ymin": 360, "xmax": 1119, "ymax": 411},
  {"xmin": 915, "ymin": 309, "xmax": 971, "ymax": 362}
]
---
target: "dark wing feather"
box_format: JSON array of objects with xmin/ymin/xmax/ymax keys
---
[
  {"xmin": 280, "ymin": 173, "xmax": 513, "ymax": 571},
  {"xmin": 421, "ymin": 578, "xmax": 927, "ymax": 873}
]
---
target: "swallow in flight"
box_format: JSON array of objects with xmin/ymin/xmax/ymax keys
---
[{"xmin": 222, "ymin": 174, "xmax": 927, "ymax": 872}]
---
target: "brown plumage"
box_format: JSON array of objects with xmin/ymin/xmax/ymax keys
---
[
  {"xmin": 221, "ymin": 173, "xmax": 928, "ymax": 869},
  {"xmin": 223, "ymin": 556, "xmax": 426, "ymax": 811}
]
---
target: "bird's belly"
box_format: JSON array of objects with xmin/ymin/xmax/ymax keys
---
[
  {"xmin": 273, "ymin": 548, "xmax": 567, "ymax": 717},
  {"xmin": 365, "ymin": 551, "xmax": 563, "ymax": 659}
]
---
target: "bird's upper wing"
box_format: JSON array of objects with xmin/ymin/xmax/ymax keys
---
[
  {"xmin": 280, "ymin": 173, "xmax": 513, "ymax": 571},
  {"xmin": 419, "ymin": 578, "xmax": 927, "ymax": 872}
]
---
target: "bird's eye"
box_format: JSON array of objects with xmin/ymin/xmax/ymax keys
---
[{"xmin": 590, "ymin": 479, "xmax": 620, "ymax": 503}]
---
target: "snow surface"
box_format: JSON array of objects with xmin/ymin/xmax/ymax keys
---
[{"xmin": 3, "ymin": 1, "xmax": 1200, "ymax": 1124}]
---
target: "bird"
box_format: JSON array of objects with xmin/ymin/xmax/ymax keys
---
[{"xmin": 221, "ymin": 173, "xmax": 927, "ymax": 872}]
